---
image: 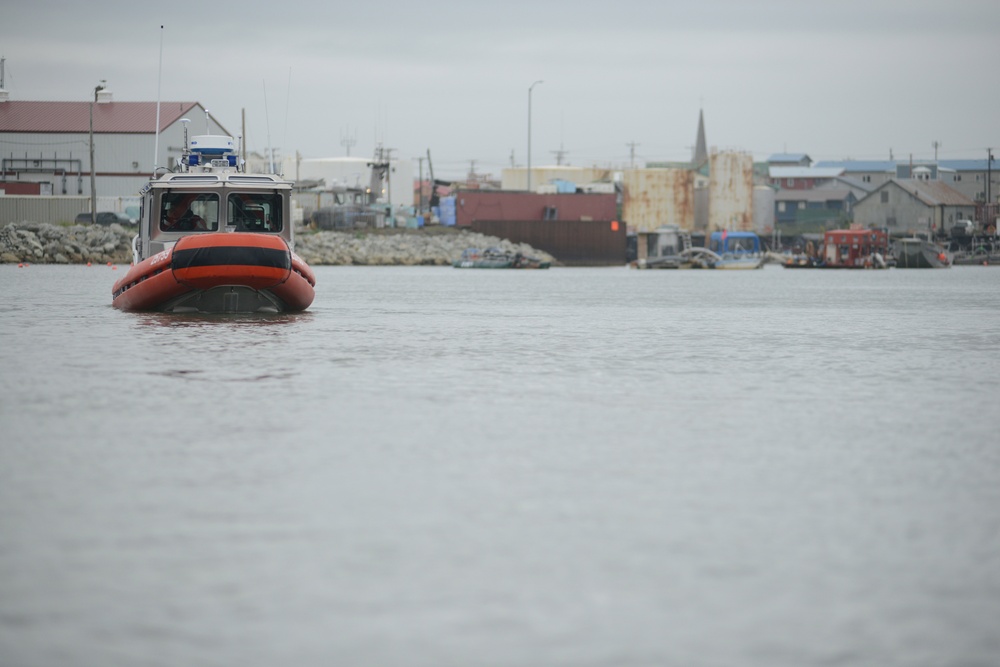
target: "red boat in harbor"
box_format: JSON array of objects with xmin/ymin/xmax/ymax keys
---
[
  {"xmin": 112, "ymin": 133, "xmax": 315, "ymax": 313},
  {"xmin": 784, "ymin": 228, "xmax": 889, "ymax": 269}
]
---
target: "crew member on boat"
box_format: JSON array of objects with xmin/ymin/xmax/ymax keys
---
[{"xmin": 161, "ymin": 193, "xmax": 211, "ymax": 231}]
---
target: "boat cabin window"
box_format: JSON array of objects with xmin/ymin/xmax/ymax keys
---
[
  {"xmin": 160, "ymin": 192, "xmax": 220, "ymax": 232},
  {"xmin": 228, "ymin": 193, "xmax": 283, "ymax": 232}
]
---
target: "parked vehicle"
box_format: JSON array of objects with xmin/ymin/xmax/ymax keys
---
[
  {"xmin": 951, "ymin": 219, "xmax": 975, "ymax": 237},
  {"xmin": 75, "ymin": 211, "xmax": 135, "ymax": 226}
]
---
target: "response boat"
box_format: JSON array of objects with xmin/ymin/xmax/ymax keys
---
[{"xmin": 112, "ymin": 133, "xmax": 315, "ymax": 313}]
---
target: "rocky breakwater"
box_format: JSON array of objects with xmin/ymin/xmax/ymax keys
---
[
  {"xmin": 0, "ymin": 222, "xmax": 556, "ymax": 267},
  {"xmin": 1, "ymin": 221, "xmax": 134, "ymax": 265},
  {"xmin": 294, "ymin": 228, "xmax": 556, "ymax": 266}
]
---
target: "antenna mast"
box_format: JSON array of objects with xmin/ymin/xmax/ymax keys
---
[
  {"xmin": 153, "ymin": 25, "xmax": 164, "ymax": 177},
  {"xmin": 263, "ymin": 80, "xmax": 274, "ymax": 173}
]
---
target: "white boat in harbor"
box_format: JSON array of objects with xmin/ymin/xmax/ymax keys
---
[{"xmin": 632, "ymin": 227, "xmax": 768, "ymax": 269}]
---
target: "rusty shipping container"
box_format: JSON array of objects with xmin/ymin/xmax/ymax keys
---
[
  {"xmin": 708, "ymin": 150, "xmax": 754, "ymax": 231},
  {"xmin": 622, "ymin": 168, "xmax": 695, "ymax": 232},
  {"xmin": 470, "ymin": 219, "xmax": 626, "ymax": 266}
]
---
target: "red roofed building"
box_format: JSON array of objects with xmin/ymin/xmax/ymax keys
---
[{"xmin": 0, "ymin": 89, "xmax": 230, "ymax": 197}]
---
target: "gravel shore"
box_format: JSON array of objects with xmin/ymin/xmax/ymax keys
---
[{"xmin": 0, "ymin": 222, "xmax": 556, "ymax": 266}]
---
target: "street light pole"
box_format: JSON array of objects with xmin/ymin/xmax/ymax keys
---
[
  {"xmin": 89, "ymin": 81, "xmax": 105, "ymax": 225},
  {"xmin": 527, "ymin": 80, "xmax": 543, "ymax": 193}
]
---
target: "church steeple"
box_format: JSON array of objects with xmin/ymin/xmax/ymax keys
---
[{"xmin": 692, "ymin": 108, "xmax": 708, "ymax": 170}]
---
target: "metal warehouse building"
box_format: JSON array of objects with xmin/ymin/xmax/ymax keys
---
[{"xmin": 0, "ymin": 88, "xmax": 229, "ymax": 199}]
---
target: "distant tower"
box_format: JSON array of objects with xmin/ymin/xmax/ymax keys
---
[
  {"xmin": 692, "ymin": 109, "xmax": 708, "ymax": 170},
  {"xmin": 692, "ymin": 109, "xmax": 710, "ymax": 231}
]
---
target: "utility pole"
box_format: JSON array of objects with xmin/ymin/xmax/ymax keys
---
[
  {"xmin": 340, "ymin": 126, "xmax": 357, "ymax": 156},
  {"xmin": 988, "ymin": 148, "xmax": 994, "ymax": 223},
  {"xmin": 527, "ymin": 80, "xmax": 543, "ymax": 192},
  {"xmin": 627, "ymin": 141, "xmax": 640, "ymax": 169},
  {"xmin": 932, "ymin": 140, "xmax": 940, "ymax": 162},
  {"xmin": 551, "ymin": 145, "xmax": 567, "ymax": 166}
]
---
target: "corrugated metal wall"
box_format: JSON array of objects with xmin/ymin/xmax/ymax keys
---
[
  {"xmin": 621, "ymin": 168, "xmax": 695, "ymax": 232},
  {"xmin": 470, "ymin": 219, "xmax": 626, "ymax": 266},
  {"xmin": 708, "ymin": 150, "xmax": 754, "ymax": 231},
  {"xmin": 0, "ymin": 196, "xmax": 91, "ymax": 224},
  {"xmin": 455, "ymin": 191, "xmax": 617, "ymax": 227}
]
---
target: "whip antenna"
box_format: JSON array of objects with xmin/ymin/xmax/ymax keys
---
[{"xmin": 152, "ymin": 25, "xmax": 163, "ymax": 177}]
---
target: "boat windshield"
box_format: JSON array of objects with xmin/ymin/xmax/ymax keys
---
[
  {"xmin": 711, "ymin": 237, "xmax": 758, "ymax": 254},
  {"xmin": 228, "ymin": 193, "xmax": 283, "ymax": 232},
  {"xmin": 160, "ymin": 192, "xmax": 220, "ymax": 232}
]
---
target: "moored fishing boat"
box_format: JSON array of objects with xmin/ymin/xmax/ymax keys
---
[
  {"xmin": 782, "ymin": 228, "xmax": 889, "ymax": 269},
  {"xmin": 112, "ymin": 133, "xmax": 315, "ymax": 312},
  {"xmin": 453, "ymin": 247, "xmax": 551, "ymax": 269}
]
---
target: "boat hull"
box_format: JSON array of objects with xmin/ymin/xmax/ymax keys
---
[
  {"xmin": 453, "ymin": 249, "xmax": 550, "ymax": 269},
  {"xmin": 895, "ymin": 239, "xmax": 952, "ymax": 269},
  {"xmin": 112, "ymin": 233, "xmax": 315, "ymax": 313}
]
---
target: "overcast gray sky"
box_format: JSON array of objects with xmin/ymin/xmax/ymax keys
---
[{"xmin": 3, "ymin": 0, "xmax": 998, "ymax": 179}]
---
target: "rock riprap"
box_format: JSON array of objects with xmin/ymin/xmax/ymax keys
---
[{"xmin": 0, "ymin": 222, "xmax": 555, "ymax": 266}]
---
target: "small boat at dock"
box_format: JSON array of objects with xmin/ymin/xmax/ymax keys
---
[
  {"xmin": 632, "ymin": 226, "xmax": 769, "ymax": 269},
  {"xmin": 453, "ymin": 247, "xmax": 550, "ymax": 269},
  {"xmin": 112, "ymin": 133, "xmax": 315, "ymax": 313},
  {"xmin": 894, "ymin": 237, "xmax": 952, "ymax": 269},
  {"xmin": 782, "ymin": 228, "xmax": 889, "ymax": 269},
  {"xmin": 705, "ymin": 231, "xmax": 767, "ymax": 269}
]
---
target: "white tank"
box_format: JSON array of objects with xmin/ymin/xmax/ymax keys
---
[{"xmin": 190, "ymin": 135, "xmax": 235, "ymax": 156}]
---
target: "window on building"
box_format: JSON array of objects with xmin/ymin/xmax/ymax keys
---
[
  {"xmin": 862, "ymin": 175, "xmax": 871, "ymax": 183},
  {"xmin": 881, "ymin": 191, "xmax": 889, "ymax": 203}
]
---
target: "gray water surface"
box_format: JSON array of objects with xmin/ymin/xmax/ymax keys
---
[{"xmin": 2, "ymin": 264, "xmax": 999, "ymax": 666}]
